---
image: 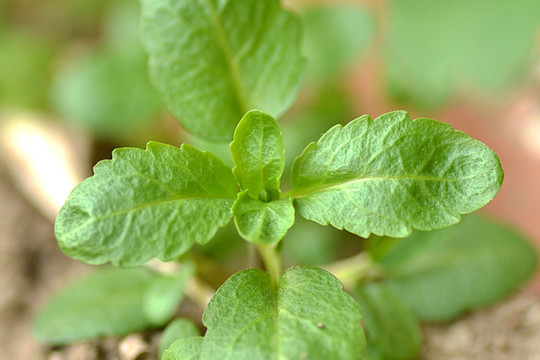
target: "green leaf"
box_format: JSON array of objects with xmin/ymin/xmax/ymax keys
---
[
  {"xmin": 159, "ymin": 319, "xmax": 200, "ymax": 358},
  {"xmin": 386, "ymin": 0, "xmax": 540, "ymax": 107},
  {"xmin": 378, "ymin": 215, "xmax": 538, "ymax": 321},
  {"xmin": 163, "ymin": 337, "xmax": 204, "ymax": 360},
  {"xmin": 299, "ymin": 4, "xmax": 374, "ymax": 81},
  {"xmin": 291, "ymin": 111, "xmax": 503, "ymax": 238},
  {"xmin": 144, "ymin": 264, "xmax": 194, "ymax": 325},
  {"xmin": 33, "ymin": 268, "xmax": 185, "ymax": 345},
  {"xmin": 230, "ymin": 110, "xmax": 285, "ymax": 200},
  {"xmin": 232, "ymin": 191, "xmax": 295, "ymax": 245},
  {"xmin": 199, "ymin": 266, "xmax": 365, "ymax": 360},
  {"xmin": 55, "ymin": 141, "xmax": 237, "ymax": 266},
  {"xmin": 354, "ymin": 283, "xmax": 422, "ymax": 360},
  {"xmin": 140, "ymin": 0, "xmax": 306, "ymax": 141}
]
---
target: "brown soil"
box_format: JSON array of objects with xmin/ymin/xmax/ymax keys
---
[{"xmin": 1, "ymin": 165, "xmax": 539, "ymax": 360}]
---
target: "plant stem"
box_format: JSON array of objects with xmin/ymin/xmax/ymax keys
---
[
  {"xmin": 256, "ymin": 243, "xmax": 282, "ymax": 285},
  {"xmin": 322, "ymin": 252, "xmax": 375, "ymax": 290}
]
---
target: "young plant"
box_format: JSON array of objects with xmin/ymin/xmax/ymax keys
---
[{"xmin": 34, "ymin": 1, "xmax": 537, "ymax": 359}]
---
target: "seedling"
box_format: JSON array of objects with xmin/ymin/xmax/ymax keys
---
[{"xmin": 34, "ymin": 1, "xmax": 537, "ymax": 359}]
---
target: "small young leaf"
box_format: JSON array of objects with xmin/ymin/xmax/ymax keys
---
[
  {"xmin": 55, "ymin": 142, "xmax": 237, "ymax": 266},
  {"xmin": 354, "ymin": 283, "xmax": 422, "ymax": 360},
  {"xmin": 291, "ymin": 111, "xmax": 503, "ymax": 238},
  {"xmin": 33, "ymin": 268, "xmax": 184, "ymax": 345},
  {"xmin": 163, "ymin": 337, "xmax": 203, "ymax": 360},
  {"xmin": 143, "ymin": 264, "xmax": 194, "ymax": 325},
  {"xmin": 199, "ymin": 266, "xmax": 365, "ymax": 360},
  {"xmin": 230, "ymin": 110, "xmax": 285, "ymax": 200},
  {"xmin": 232, "ymin": 191, "xmax": 295, "ymax": 244},
  {"xmin": 378, "ymin": 215, "xmax": 538, "ymax": 321},
  {"xmin": 159, "ymin": 319, "xmax": 200, "ymax": 358},
  {"xmin": 140, "ymin": 0, "xmax": 306, "ymax": 141}
]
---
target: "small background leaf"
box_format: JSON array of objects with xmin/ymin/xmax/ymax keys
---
[
  {"xmin": 52, "ymin": 0, "xmax": 162, "ymax": 140},
  {"xmin": 300, "ymin": 4, "xmax": 374, "ymax": 82},
  {"xmin": 55, "ymin": 142, "xmax": 237, "ymax": 266},
  {"xmin": 140, "ymin": 0, "xmax": 306, "ymax": 141},
  {"xmin": 159, "ymin": 319, "xmax": 200, "ymax": 358},
  {"xmin": 377, "ymin": 214, "xmax": 538, "ymax": 321},
  {"xmin": 33, "ymin": 267, "xmax": 188, "ymax": 345},
  {"xmin": 354, "ymin": 283, "xmax": 422, "ymax": 360},
  {"xmin": 162, "ymin": 337, "xmax": 203, "ymax": 360},
  {"xmin": 291, "ymin": 111, "xmax": 503, "ymax": 238}
]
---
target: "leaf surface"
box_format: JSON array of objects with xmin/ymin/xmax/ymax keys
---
[
  {"xmin": 199, "ymin": 266, "xmax": 365, "ymax": 360},
  {"xmin": 232, "ymin": 191, "xmax": 295, "ymax": 244},
  {"xmin": 33, "ymin": 268, "xmax": 189, "ymax": 345},
  {"xmin": 159, "ymin": 319, "xmax": 200, "ymax": 358},
  {"xmin": 354, "ymin": 283, "xmax": 421, "ymax": 360},
  {"xmin": 230, "ymin": 110, "xmax": 285, "ymax": 200},
  {"xmin": 140, "ymin": 0, "xmax": 306, "ymax": 141},
  {"xmin": 55, "ymin": 141, "xmax": 237, "ymax": 266},
  {"xmin": 291, "ymin": 111, "xmax": 503, "ymax": 237},
  {"xmin": 378, "ymin": 215, "xmax": 538, "ymax": 321}
]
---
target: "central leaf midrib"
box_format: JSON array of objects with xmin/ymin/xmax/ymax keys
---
[
  {"xmin": 93, "ymin": 195, "xmax": 232, "ymax": 222},
  {"xmin": 64, "ymin": 195, "xmax": 233, "ymax": 238},
  {"xmin": 202, "ymin": 0, "xmax": 248, "ymax": 115},
  {"xmin": 291, "ymin": 174, "xmax": 468, "ymax": 199}
]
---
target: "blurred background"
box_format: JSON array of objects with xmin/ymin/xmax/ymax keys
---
[{"xmin": 1, "ymin": 0, "xmax": 540, "ymax": 359}]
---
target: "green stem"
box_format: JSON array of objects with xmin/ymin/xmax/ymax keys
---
[
  {"xmin": 322, "ymin": 252, "xmax": 375, "ymax": 290},
  {"xmin": 256, "ymin": 243, "xmax": 282, "ymax": 285}
]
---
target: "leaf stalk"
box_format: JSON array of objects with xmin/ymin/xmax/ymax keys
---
[{"xmin": 256, "ymin": 243, "xmax": 282, "ymax": 285}]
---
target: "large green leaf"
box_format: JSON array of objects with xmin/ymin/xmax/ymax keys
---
[
  {"xmin": 230, "ymin": 110, "xmax": 285, "ymax": 200},
  {"xmin": 33, "ymin": 268, "xmax": 190, "ymax": 345},
  {"xmin": 290, "ymin": 111, "xmax": 503, "ymax": 238},
  {"xmin": 159, "ymin": 319, "xmax": 200, "ymax": 358},
  {"xmin": 386, "ymin": 0, "xmax": 540, "ymax": 107},
  {"xmin": 55, "ymin": 141, "xmax": 237, "ymax": 266},
  {"xmin": 197, "ymin": 267, "xmax": 365, "ymax": 360},
  {"xmin": 354, "ymin": 283, "xmax": 422, "ymax": 360},
  {"xmin": 140, "ymin": 0, "xmax": 306, "ymax": 141},
  {"xmin": 232, "ymin": 191, "xmax": 295, "ymax": 245},
  {"xmin": 378, "ymin": 215, "xmax": 538, "ymax": 321}
]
